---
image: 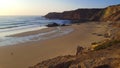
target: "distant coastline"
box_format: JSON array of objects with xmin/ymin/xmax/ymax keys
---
[{"xmin": 45, "ymin": 4, "xmax": 120, "ymax": 22}]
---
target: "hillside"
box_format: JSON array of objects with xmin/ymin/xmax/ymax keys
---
[
  {"xmin": 45, "ymin": 4, "xmax": 120, "ymax": 21},
  {"xmin": 31, "ymin": 43, "xmax": 120, "ymax": 68}
]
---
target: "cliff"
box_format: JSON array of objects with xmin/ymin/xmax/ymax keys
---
[
  {"xmin": 45, "ymin": 9, "xmax": 102, "ymax": 21},
  {"xmin": 92, "ymin": 4, "xmax": 120, "ymax": 21},
  {"xmin": 45, "ymin": 4, "xmax": 120, "ymax": 21}
]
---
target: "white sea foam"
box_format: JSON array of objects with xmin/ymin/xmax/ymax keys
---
[
  {"xmin": 0, "ymin": 25, "xmax": 48, "ymax": 37},
  {"xmin": 0, "ymin": 16, "xmax": 71, "ymax": 46},
  {"xmin": 0, "ymin": 28, "xmax": 74, "ymax": 46}
]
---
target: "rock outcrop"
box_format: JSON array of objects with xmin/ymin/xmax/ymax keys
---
[
  {"xmin": 45, "ymin": 4, "xmax": 120, "ymax": 22},
  {"xmin": 46, "ymin": 23, "xmax": 69, "ymax": 27},
  {"xmin": 46, "ymin": 23, "xmax": 60, "ymax": 27}
]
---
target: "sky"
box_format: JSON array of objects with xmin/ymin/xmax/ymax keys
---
[{"xmin": 0, "ymin": 0, "xmax": 120, "ymax": 16}]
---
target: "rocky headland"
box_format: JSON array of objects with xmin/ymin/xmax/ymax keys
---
[{"xmin": 45, "ymin": 4, "xmax": 120, "ymax": 22}]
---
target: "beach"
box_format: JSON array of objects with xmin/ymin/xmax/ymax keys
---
[{"xmin": 0, "ymin": 22, "xmax": 106, "ymax": 68}]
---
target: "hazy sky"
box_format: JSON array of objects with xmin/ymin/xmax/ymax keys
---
[{"xmin": 0, "ymin": 0, "xmax": 120, "ymax": 15}]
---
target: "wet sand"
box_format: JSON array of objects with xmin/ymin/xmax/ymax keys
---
[{"xmin": 0, "ymin": 22, "xmax": 106, "ymax": 68}]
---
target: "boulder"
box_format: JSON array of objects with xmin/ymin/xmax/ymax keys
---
[{"xmin": 76, "ymin": 46, "xmax": 84, "ymax": 55}]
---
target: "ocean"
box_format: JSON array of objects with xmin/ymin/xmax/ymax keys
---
[{"xmin": 0, "ymin": 16, "xmax": 72, "ymax": 46}]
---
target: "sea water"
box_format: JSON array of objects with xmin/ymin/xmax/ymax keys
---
[{"xmin": 0, "ymin": 16, "xmax": 72, "ymax": 46}]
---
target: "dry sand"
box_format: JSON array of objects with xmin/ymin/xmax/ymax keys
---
[{"xmin": 0, "ymin": 22, "xmax": 106, "ymax": 68}]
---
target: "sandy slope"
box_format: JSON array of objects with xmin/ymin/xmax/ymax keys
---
[{"xmin": 0, "ymin": 22, "xmax": 106, "ymax": 68}]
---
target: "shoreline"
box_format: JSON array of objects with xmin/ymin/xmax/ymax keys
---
[
  {"xmin": 0, "ymin": 26, "xmax": 48, "ymax": 37},
  {"xmin": 0, "ymin": 22, "xmax": 106, "ymax": 68},
  {"xmin": 0, "ymin": 26, "xmax": 73, "ymax": 47}
]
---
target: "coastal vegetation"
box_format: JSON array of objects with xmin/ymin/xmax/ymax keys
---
[{"xmin": 93, "ymin": 40, "xmax": 120, "ymax": 51}]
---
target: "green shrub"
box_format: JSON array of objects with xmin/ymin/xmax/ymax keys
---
[{"xmin": 94, "ymin": 40, "xmax": 120, "ymax": 51}]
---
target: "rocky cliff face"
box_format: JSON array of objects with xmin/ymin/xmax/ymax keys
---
[
  {"xmin": 45, "ymin": 9, "xmax": 102, "ymax": 20},
  {"xmin": 92, "ymin": 4, "xmax": 120, "ymax": 21},
  {"xmin": 45, "ymin": 4, "xmax": 120, "ymax": 22}
]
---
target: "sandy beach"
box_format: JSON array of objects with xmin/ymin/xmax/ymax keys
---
[{"xmin": 0, "ymin": 22, "xmax": 106, "ymax": 68}]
